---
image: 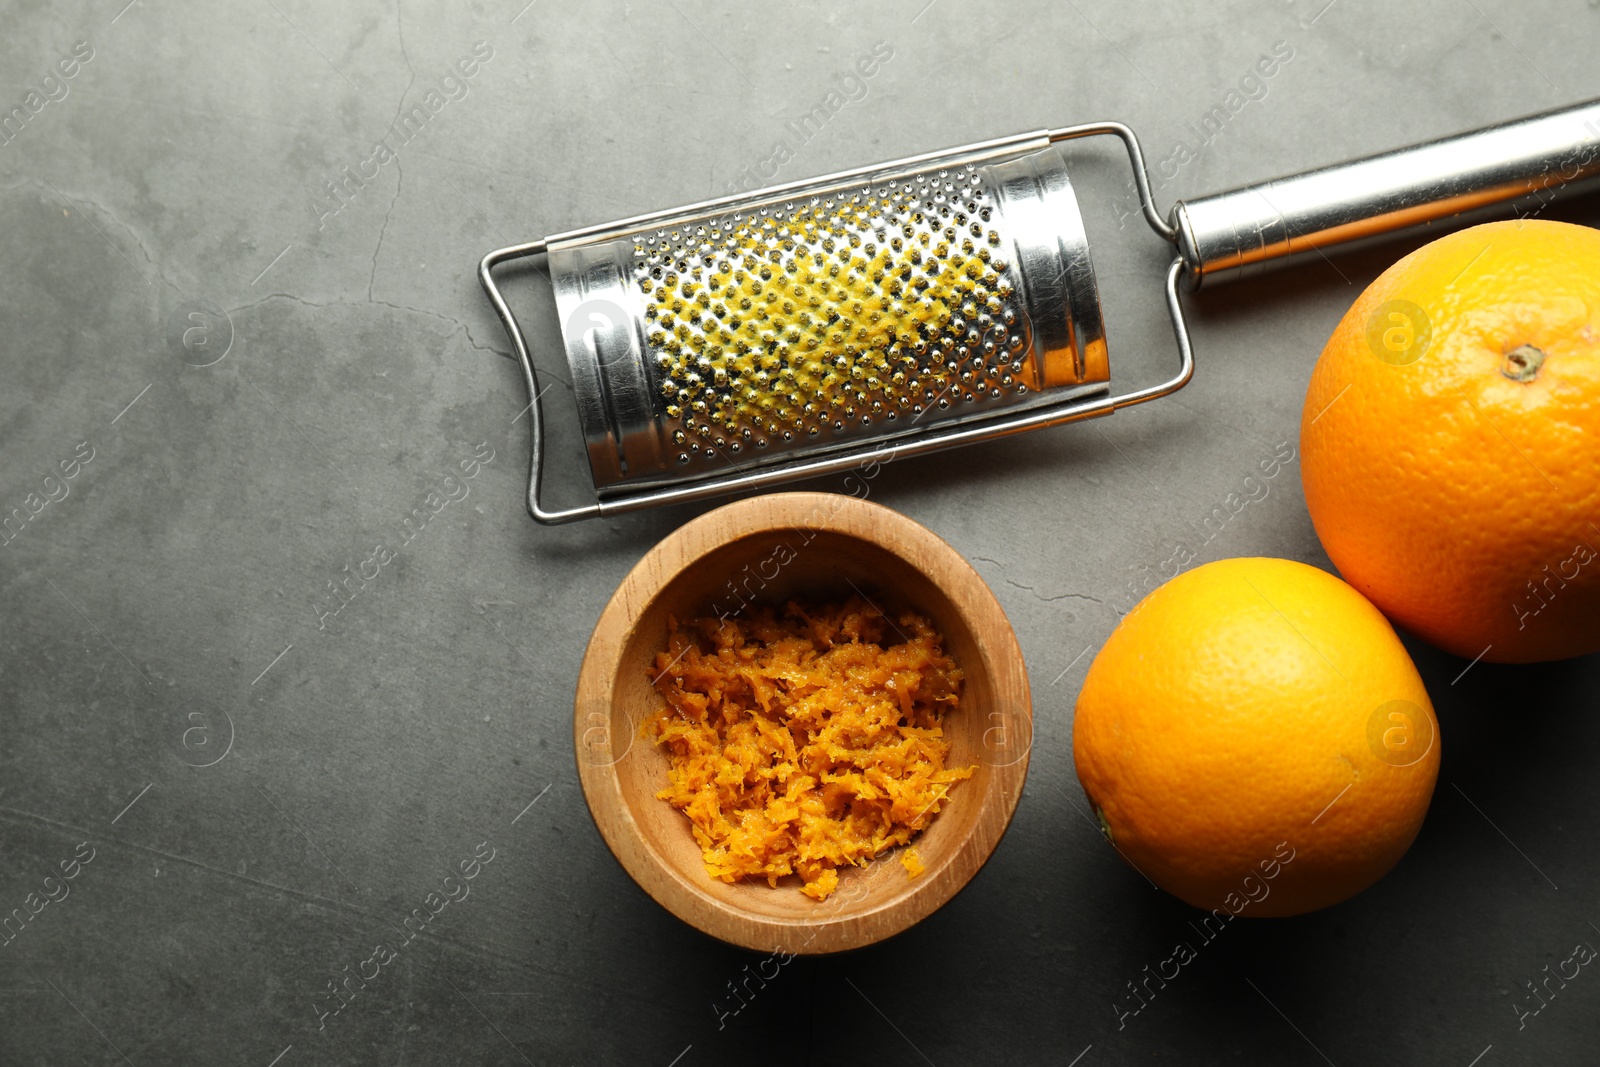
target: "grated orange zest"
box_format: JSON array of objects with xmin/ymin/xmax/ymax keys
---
[
  {"xmin": 901, "ymin": 846, "xmax": 925, "ymax": 879},
  {"xmin": 644, "ymin": 596, "xmax": 972, "ymax": 900}
]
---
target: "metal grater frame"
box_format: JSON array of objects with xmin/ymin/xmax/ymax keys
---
[{"xmin": 480, "ymin": 123, "xmax": 1195, "ymax": 525}]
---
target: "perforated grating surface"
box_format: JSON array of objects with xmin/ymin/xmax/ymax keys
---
[{"xmin": 629, "ymin": 164, "xmax": 1040, "ymax": 469}]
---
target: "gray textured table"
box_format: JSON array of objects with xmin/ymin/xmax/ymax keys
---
[{"xmin": 3, "ymin": 1, "xmax": 1598, "ymax": 1063}]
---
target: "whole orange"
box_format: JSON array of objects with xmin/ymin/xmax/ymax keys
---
[
  {"xmin": 1073, "ymin": 558, "xmax": 1440, "ymax": 917},
  {"xmin": 1300, "ymin": 219, "xmax": 1600, "ymax": 663}
]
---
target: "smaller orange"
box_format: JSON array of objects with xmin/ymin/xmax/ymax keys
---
[{"xmin": 1073, "ymin": 557, "xmax": 1440, "ymax": 917}]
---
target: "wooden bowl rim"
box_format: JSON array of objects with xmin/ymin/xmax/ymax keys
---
[{"xmin": 573, "ymin": 491, "xmax": 1032, "ymax": 954}]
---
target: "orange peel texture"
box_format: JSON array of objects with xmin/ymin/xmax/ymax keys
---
[{"xmin": 645, "ymin": 597, "xmax": 973, "ymax": 900}]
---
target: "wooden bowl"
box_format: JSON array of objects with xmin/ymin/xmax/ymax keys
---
[{"xmin": 574, "ymin": 492, "xmax": 1032, "ymax": 954}]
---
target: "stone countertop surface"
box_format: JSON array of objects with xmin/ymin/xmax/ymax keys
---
[{"xmin": 2, "ymin": 0, "xmax": 1598, "ymax": 1063}]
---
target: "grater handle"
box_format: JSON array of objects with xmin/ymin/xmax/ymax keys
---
[
  {"xmin": 479, "ymin": 240, "xmax": 603, "ymax": 525},
  {"xmin": 1171, "ymin": 97, "xmax": 1600, "ymax": 289}
]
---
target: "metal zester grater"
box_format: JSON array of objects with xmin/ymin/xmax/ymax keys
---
[{"xmin": 482, "ymin": 103, "xmax": 1600, "ymax": 525}]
